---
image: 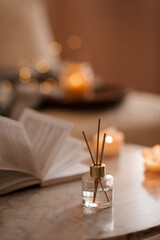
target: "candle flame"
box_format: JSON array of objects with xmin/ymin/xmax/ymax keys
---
[
  {"xmin": 105, "ymin": 136, "xmax": 113, "ymax": 144},
  {"xmin": 69, "ymin": 73, "xmax": 84, "ymax": 87}
]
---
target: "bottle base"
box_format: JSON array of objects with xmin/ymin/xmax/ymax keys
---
[{"xmin": 82, "ymin": 198, "xmax": 112, "ymax": 209}]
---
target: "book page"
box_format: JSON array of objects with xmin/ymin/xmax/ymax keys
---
[
  {"xmin": 42, "ymin": 151, "xmax": 89, "ymax": 186},
  {"xmin": 0, "ymin": 116, "xmax": 39, "ymax": 178},
  {"xmin": 0, "ymin": 170, "xmax": 40, "ymax": 193},
  {"xmin": 54, "ymin": 152, "xmax": 89, "ymax": 178},
  {"xmin": 19, "ymin": 108, "xmax": 73, "ymax": 178},
  {"xmin": 0, "ymin": 170, "xmax": 40, "ymax": 195},
  {"xmin": 44, "ymin": 137, "xmax": 89, "ymax": 182},
  {"xmin": 47, "ymin": 136, "xmax": 86, "ymax": 175}
]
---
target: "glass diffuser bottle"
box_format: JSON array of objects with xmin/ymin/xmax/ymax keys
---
[
  {"xmin": 82, "ymin": 164, "xmax": 113, "ymax": 208},
  {"xmin": 82, "ymin": 119, "xmax": 114, "ymax": 208}
]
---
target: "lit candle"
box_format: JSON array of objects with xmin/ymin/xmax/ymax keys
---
[
  {"xmin": 93, "ymin": 127, "xmax": 124, "ymax": 158},
  {"xmin": 142, "ymin": 145, "xmax": 160, "ymax": 173},
  {"xmin": 59, "ymin": 62, "xmax": 94, "ymax": 97}
]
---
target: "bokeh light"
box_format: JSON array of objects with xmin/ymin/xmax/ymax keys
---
[
  {"xmin": 67, "ymin": 35, "xmax": 82, "ymax": 49},
  {"xmin": 19, "ymin": 67, "xmax": 31, "ymax": 83},
  {"xmin": 1, "ymin": 80, "xmax": 12, "ymax": 92},
  {"xmin": 35, "ymin": 58, "xmax": 50, "ymax": 73},
  {"xmin": 48, "ymin": 42, "xmax": 62, "ymax": 56},
  {"xmin": 39, "ymin": 78, "xmax": 56, "ymax": 94},
  {"xmin": 45, "ymin": 77, "xmax": 57, "ymax": 89}
]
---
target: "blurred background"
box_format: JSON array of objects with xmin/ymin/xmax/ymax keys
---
[
  {"xmin": 47, "ymin": 0, "xmax": 160, "ymax": 94},
  {"xmin": 0, "ymin": 0, "xmax": 160, "ymax": 92},
  {"xmin": 0, "ymin": 0, "xmax": 160, "ymax": 146}
]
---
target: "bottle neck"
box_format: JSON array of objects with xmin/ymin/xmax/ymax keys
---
[{"xmin": 90, "ymin": 163, "xmax": 106, "ymax": 178}]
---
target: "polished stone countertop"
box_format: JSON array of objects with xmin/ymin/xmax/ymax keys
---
[{"xmin": 0, "ymin": 144, "xmax": 160, "ymax": 240}]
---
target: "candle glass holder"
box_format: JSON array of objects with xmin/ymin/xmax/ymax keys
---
[
  {"xmin": 82, "ymin": 172, "xmax": 113, "ymax": 208},
  {"xmin": 92, "ymin": 127, "xmax": 124, "ymax": 158},
  {"xmin": 59, "ymin": 62, "xmax": 94, "ymax": 98},
  {"xmin": 142, "ymin": 145, "xmax": 160, "ymax": 173}
]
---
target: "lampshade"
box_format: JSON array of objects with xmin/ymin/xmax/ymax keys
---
[{"xmin": 0, "ymin": 0, "xmax": 61, "ymax": 78}]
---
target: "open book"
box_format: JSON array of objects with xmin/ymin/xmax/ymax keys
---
[{"xmin": 0, "ymin": 109, "xmax": 89, "ymax": 195}]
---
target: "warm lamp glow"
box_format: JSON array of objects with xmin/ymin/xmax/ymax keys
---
[{"xmin": 67, "ymin": 35, "xmax": 82, "ymax": 49}]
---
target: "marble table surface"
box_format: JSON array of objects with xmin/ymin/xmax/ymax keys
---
[{"xmin": 0, "ymin": 144, "xmax": 160, "ymax": 240}]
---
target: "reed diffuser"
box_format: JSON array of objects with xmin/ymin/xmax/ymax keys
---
[{"xmin": 82, "ymin": 119, "xmax": 114, "ymax": 208}]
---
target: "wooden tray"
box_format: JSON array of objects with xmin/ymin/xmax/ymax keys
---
[{"xmin": 40, "ymin": 83, "xmax": 131, "ymax": 110}]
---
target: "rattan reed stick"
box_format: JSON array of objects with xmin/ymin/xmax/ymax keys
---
[
  {"xmin": 96, "ymin": 119, "xmax": 101, "ymax": 165},
  {"xmin": 82, "ymin": 131, "xmax": 95, "ymax": 166},
  {"xmin": 99, "ymin": 179, "xmax": 110, "ymax": 202},
  {"xmin": 99, "ymin": 133, "xmax": 106, "ymax": 166}
]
